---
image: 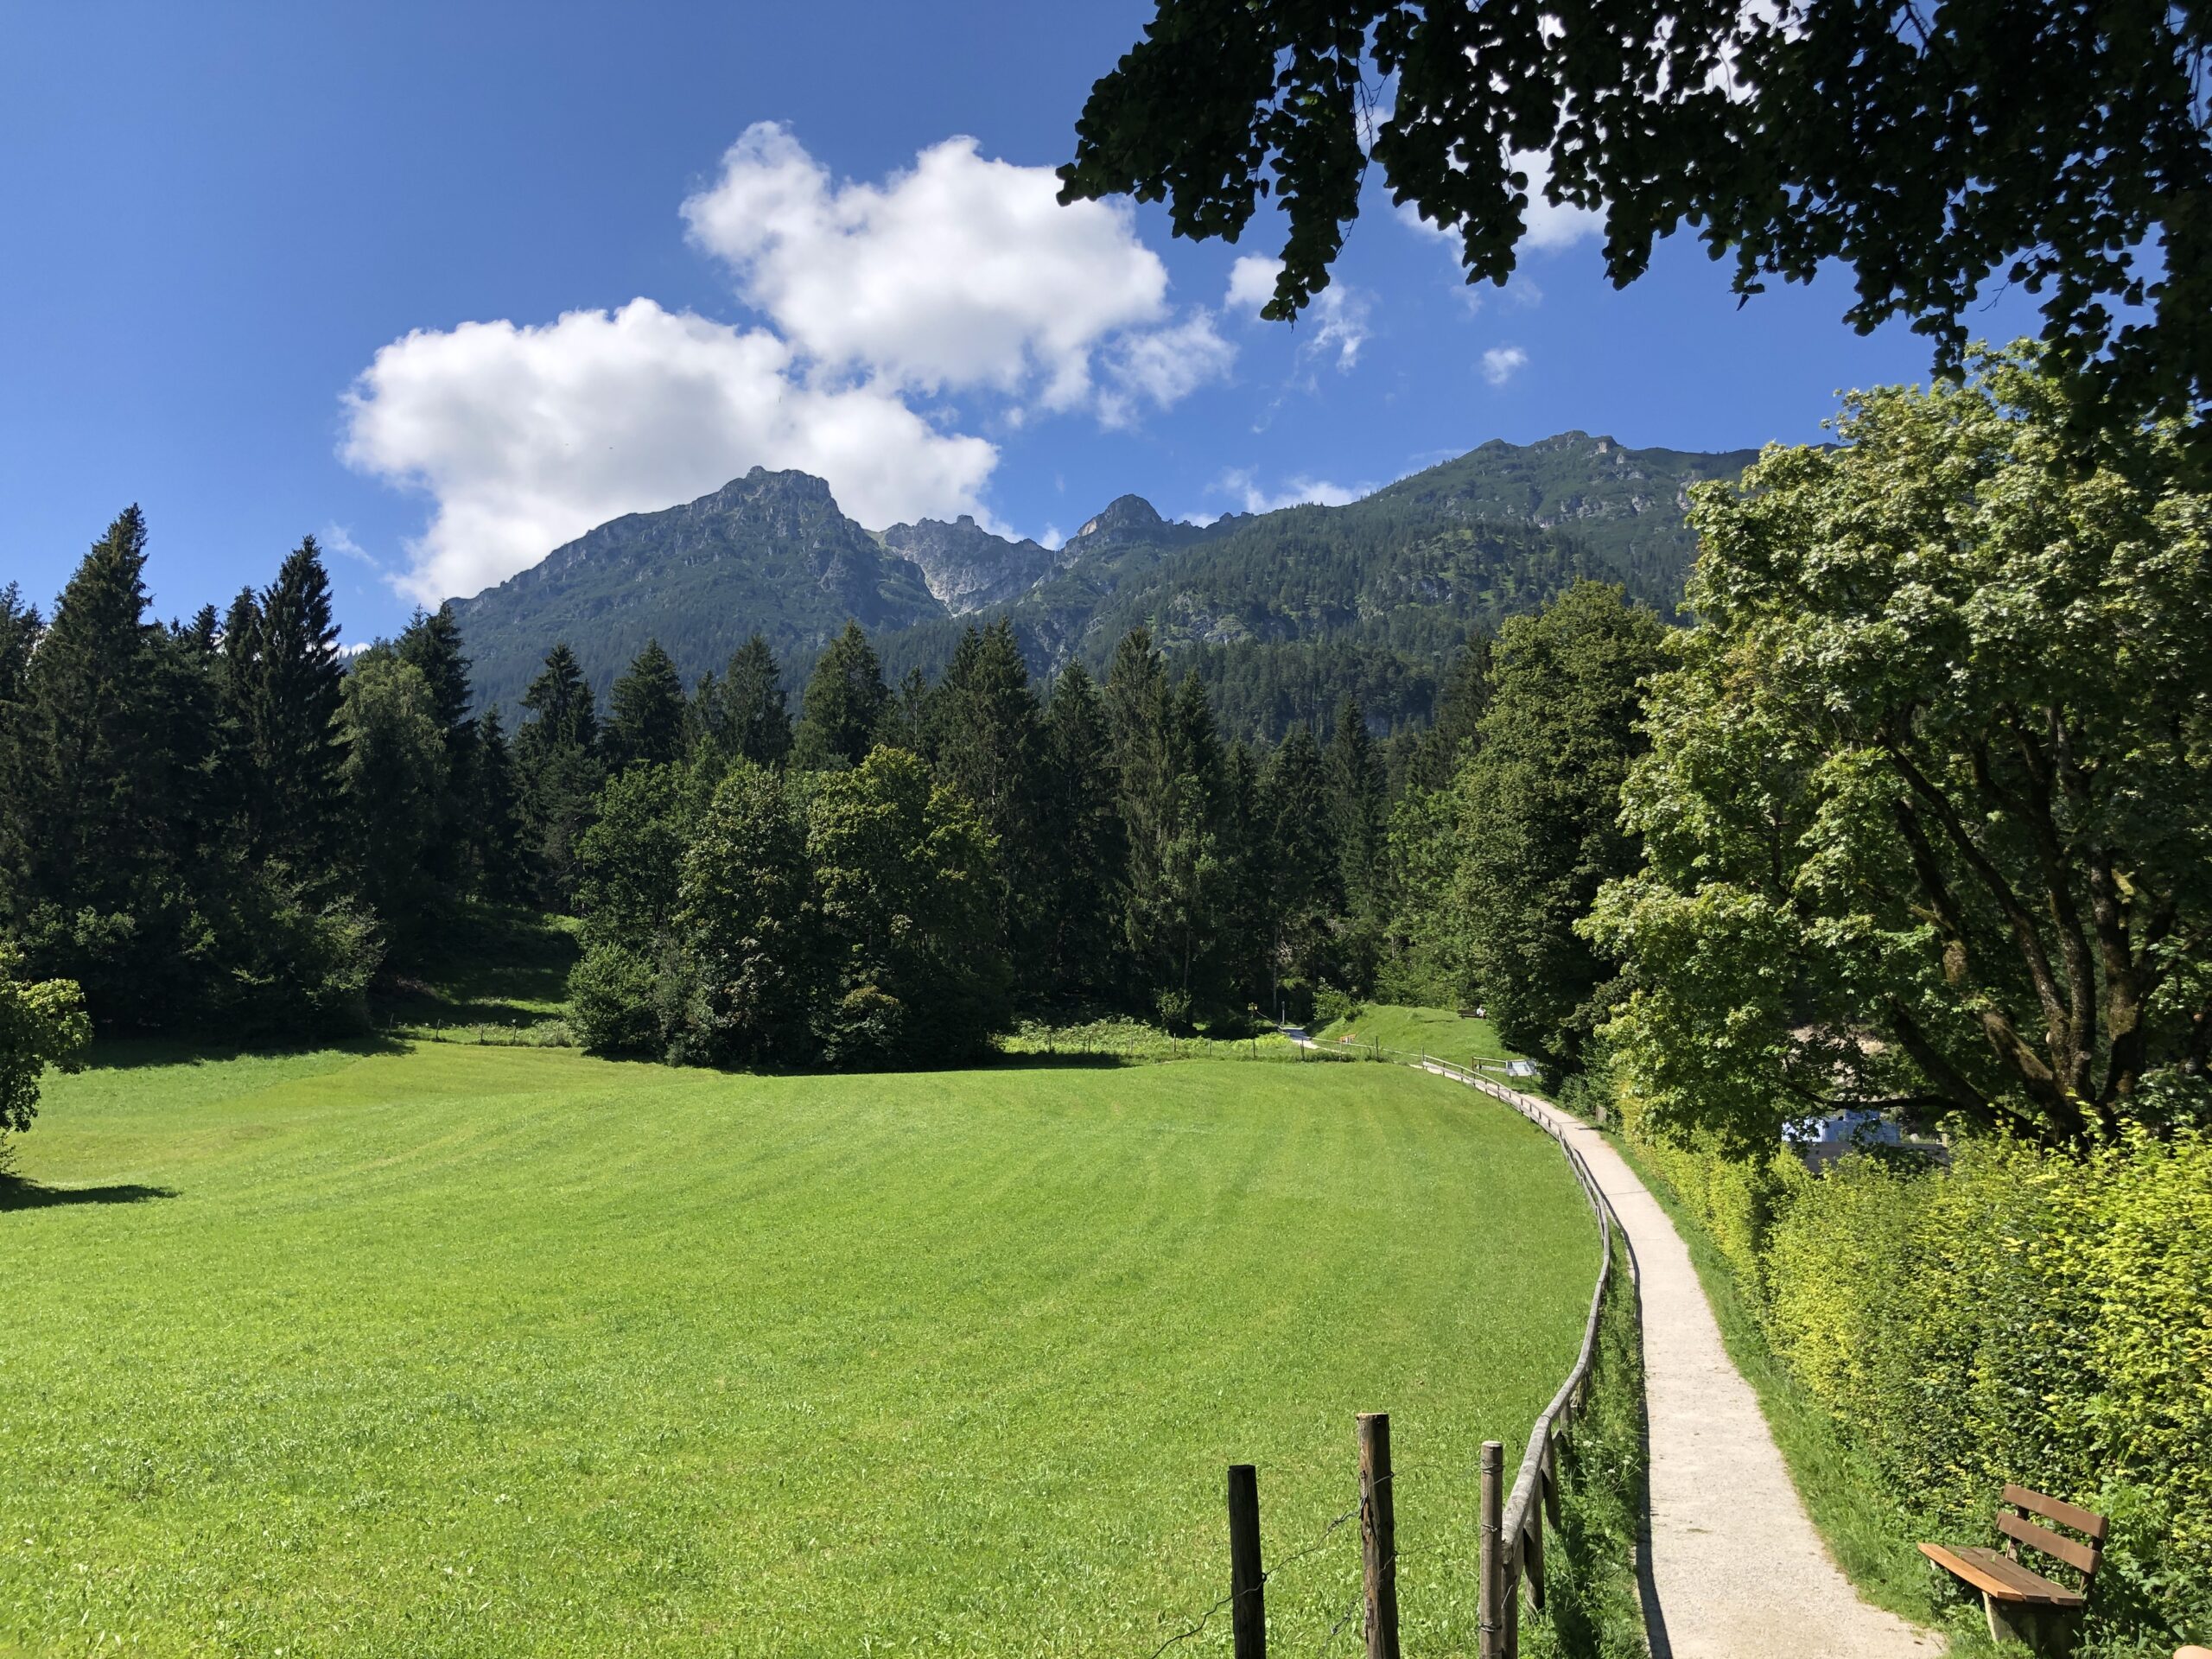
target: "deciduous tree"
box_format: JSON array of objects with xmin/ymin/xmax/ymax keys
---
[{"xmin": 1588, "ymin": 352, "xmax": 2212, "ymax": 1147}]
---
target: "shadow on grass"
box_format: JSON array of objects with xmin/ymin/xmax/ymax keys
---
[
  {"xmin": 0, "ymin": 1176, "xmax": 179, "ymax": 1212},
  {"xmin": 372, "ymin": 903, "xmax": 581, "ymax": 1027},
  {"xmin": 81, "ymin": 1033, "xmax": 409, "ymax": 1071}
]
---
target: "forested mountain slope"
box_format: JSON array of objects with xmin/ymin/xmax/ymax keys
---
[
  {"xmin": 455, "ymin": 432, "xmax": 1758, "ymax": 733},
  {"xmin": 455, "ymin": 468, "xmax": 944, "ymax": 716}
]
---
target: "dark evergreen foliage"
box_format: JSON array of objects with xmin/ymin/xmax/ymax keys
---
[
  {"xmin": 605, "ymin": 640, "xmax": 688, "ymax": 772},
  {"xmin": 792, "ymin": 621, "xmax": 890, "ymax": 771}
]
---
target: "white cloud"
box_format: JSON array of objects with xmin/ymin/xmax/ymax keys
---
[
  {"xmin": 1397, "ymin": 148, "xmax": 1602, "ymax": 257},
  {"xmin": 1482, "ymin": 345, "xmax": 1529, "ymax": 386},
  {"xmin": 1226, "ymin": 255, "xmax": 1283, "ymax": 313},
  {"xmin": 1224, "ymin": 253, "xmax": 1370, "ymax": 371},
  {"xmin": 320, "ymin": 524, "xmax": 379, "ymax": 569},
  {"xmin": 341, "ymin": 298, "xmax": 998, "ymax": 605},
  {"xmin": 1217, "ymin": 468, "xmax": 1368, "ymax": 513},
  {"xmin": 344, "ymin": 124, "xmax": 1243, "ymax": 605},
  {"xmin": 1099, "ymin": 312, "xmax": 1236, "ymax": 428},
  {"xmin": 682, "ymin": 123, "xmax": 1187, "ymax": 412}
]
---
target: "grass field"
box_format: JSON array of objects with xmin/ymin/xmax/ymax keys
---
[
  {"xmin": 0, "ymin": 1044, "xmax": 1597, "ymax": 1656},
  {"xmin": 1315, "ymin": 1003, "xmax": 1522, "ymax": 1069}
]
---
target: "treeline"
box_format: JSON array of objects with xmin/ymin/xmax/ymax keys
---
[
  {"xmin": 0, "ymin": 512, "xmax": 510, "ymax": 1035},
  {"xmin": 549, "ymin": 616, "xmax": 1455, "ymax": 1065}
]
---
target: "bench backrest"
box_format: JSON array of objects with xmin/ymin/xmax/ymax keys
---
[{"xmin": 1998, "ymin": 1484, "xmax": 2107, "ymax": 1588}]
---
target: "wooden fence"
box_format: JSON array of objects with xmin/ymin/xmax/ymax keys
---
[{"xmin": 1203, "ymin": 1040, "xmax": 1625, "ymax": 1659}]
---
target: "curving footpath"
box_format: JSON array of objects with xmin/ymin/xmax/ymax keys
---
[{"xmin": 1450, "ymin": 1066, "xmax": 1942, "ymax": 1658}]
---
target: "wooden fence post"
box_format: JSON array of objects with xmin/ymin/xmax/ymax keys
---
[
  {"xmin": 1478, "ymin": 1440, "xmax": 1503, "ymax": 1659},
  {"xmin": 1357, "ymin": 1413, "xmax": 1400, "ymax": 1659},
  {"xmin": 1227, "ymin": 1464, "xmax": 1265, "ymax": 1659}
]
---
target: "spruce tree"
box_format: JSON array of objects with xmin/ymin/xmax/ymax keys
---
[
  {"xmin": 1405, "ymin": 630, "xmax": 1496, "ymax": 793},
  {"xmin": 1261, "ymin": 724, "xmax": 1338, "ymax": 1019},
  {"xmin": 792, "ymin": 621, "xmax": 889, "ymax": 770},
  {"xmin": 397, "ymin": 603, "xmax": 478, "ymax": 894},
  {"xmin": 605, "ymin": 639, "xmax": 689, "ymax": 772},
  {"xmin": 1040, "ymin": 660, "xmax": 1122, "ymax": 999},
  {"xmin": 19, "ymin": 507, "xmax": 183, "ymax": 1017},
  {"xmin": 1216, "ymin": 741, "xmax": 1273, "ymax": 1013},
  {"xmin": 934, "ymin": 619, "xmax": 1048, "ymax": 982},
  {"xmin": 473, "ymin": 706, "xmax": 531, "ymax": 904},
  {"xmin": 516, "ymin": 644, "xmax": 604, "ymax": 909},
  {"xmin": 250, "ymin": 536, "xmax": 347, "ymax": 882},
  {"xmin": 1325, "ymin": 696, "xmax": 1389, "ymax": 987},
  {"xmin": 697, "ymin": 633, "xmax": 792, "ymax": 768},
  {"xmin": 0, "ymin": 585, "xmax": 42, "ymax": 908}
]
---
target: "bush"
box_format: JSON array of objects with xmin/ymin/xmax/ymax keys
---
[
  {"xmin": 569, "ymin": 940, "xmax": 666, "ymax": 1057},
  {"xmin": 1631, "ymin": 1096, "xmax": 2212, "ymax": 1651},
  {"xmin": 1313, "ymin": 986, "xmax": 1362, "ymax": 1027}
]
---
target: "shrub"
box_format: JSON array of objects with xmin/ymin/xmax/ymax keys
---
[
  {"xmin": 1635, "ymin": 1100, "xmax": 2212, "ymax": 1650},
  {"xmin": 569, "ymin": 940, "xmax": 666, "ymax": 1057}
]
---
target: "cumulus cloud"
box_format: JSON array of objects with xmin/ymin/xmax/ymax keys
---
[
  {"xmin": 1482, "ymin": 345, "xmax": 1529, "ymax": 386},
  {"xmin": 1217, "ymin": 468, "xmax": 1368, "ymax": 513},
  {"xmin": 1226, "ymin": 255, "xmax": 1283, "ymax": 313},
  {"xmin": 683, "ymin": 124, "xmax": 1179, "ymax": 410},
  {"xmin": 342, "ymin": 299, "xmax": 998, "ymax": 605}
]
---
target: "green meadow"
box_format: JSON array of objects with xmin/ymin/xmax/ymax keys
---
[{"xmin": 1, "ymin": 1044, "xmax": 1597, "ymax": 1656}]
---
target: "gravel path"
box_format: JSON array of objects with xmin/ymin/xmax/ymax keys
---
[{"xmin": 1512, "ymin": 1091, "xmax": 1944, "ymax": 1659}]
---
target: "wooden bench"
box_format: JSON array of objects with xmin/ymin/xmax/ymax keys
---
[{"xmin": 1920, "ymin": 1484, "xmax": 2107, "ymax": 1653}]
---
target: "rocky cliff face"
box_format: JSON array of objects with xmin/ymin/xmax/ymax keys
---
[{"xmin": 879, "ymin": 516, "xmax": 1058, "ymax": 614}]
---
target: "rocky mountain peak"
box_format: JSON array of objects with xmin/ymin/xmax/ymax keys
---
[{"xmin": 1075, "ymin": 494, "xmax": 1164, "ymax": 540}]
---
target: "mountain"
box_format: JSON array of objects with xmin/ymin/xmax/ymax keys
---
[
  {"xmin": 452, "ymin": 432, "xmax": 1760, "ymax": 734},
  {"xmin": 454, "ymin": 467, "xmax": 944, "ymax": 716},
  {"xmin": 878, "ymin": 516, "xmax": 1058, "ymax": 613}
]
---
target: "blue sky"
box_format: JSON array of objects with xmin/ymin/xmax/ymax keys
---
[{"xmin": 3, "ymin": 0, "xmax": 2045, "ymax": 644}]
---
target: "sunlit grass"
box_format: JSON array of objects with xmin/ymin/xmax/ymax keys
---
[{"xmin": 1, "ymin": 1043, "xmax": 1595, "ymax": 1656}]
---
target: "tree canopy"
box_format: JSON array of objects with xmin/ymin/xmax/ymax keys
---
[
  {"xmin": 1061, "ymin": 0, "xmax": 2212, "ymax": 444},
  {"xmin": 1587, "ymin": 349, "xmax": 2212, "ymax": 1149}
]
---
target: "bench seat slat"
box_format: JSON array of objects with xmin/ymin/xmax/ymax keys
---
[
  {"xmin": 2003, "ymin": 1483, "xmax": 2108, "ymax": 1541},
  {"xmin": 1919, "ymin": 1543, "xmax": 2086, "ymax": 1607}
]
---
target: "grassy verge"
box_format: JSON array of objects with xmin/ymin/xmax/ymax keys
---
[
  {"xmin": 1607, "ymin": 1133, "xmax": 2007, "ymax": 1656},
  {"xmin": 1522, "ymin": 1225, "xmax": 1650, "ymax": 1659},
  {"xmin": 1314, "ymin": 1002, "xmax": 1522, "ymax": 1066},
  {"xmin": 3, "ymin": 1045, "xmax": 1598, "ymax": 1656}
]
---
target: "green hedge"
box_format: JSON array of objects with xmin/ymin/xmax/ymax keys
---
[{"xmin": 1627, "ymin": 1104, "xmax": 2212, "ymax": 1653}]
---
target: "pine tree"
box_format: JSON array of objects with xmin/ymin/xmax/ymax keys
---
[
  {"xmin": 934, "ymin": 619, "xmax": 1048, "ymax": 982},
  {"xmin": 473, "ymin": 706, "xmax": 531, "ymax": 904},
  {"xmin": 250, "ymin": 536, "xmax": 347, "ymax": 882},
  {"xmin": 792, "ymin": 621, "xmax": 890, "ymax": 770},
  {"xmin": 605, "ymin": 639, "xmax": 689, "ymax": 772},
  {"xmin": 696, "ymin": 633, "xmax": 792, "ymax": 768},
  {"xmin": 1040, "ymin": 660, "xmax": 1122, "ymax": 999},
  {"xmin": 516, "ymin": 644, "xmax": 604, "ymax": 909}
]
